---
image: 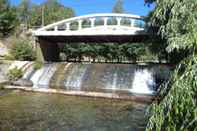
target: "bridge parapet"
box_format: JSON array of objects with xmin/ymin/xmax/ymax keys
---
[{"xmin": 34, "ymin": 13, "xmax": 147, "ymax": 36}]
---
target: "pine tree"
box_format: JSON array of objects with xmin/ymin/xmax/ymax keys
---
[
  {"xmin": 0, "ymin": 0, "xmax": 17, "ymax": 37},
  {"xmin": 112, "ymin": 0, "xmax": 124, "ymax": 13}
]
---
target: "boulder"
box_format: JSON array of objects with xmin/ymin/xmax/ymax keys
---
[{"xmin": 12, "ymin": 79, "xmax": 33, "ymax": 87}]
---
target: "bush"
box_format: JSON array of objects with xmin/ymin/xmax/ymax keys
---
[
  {"xmin": 62, "ymin": 42, "xmax": 157, "ymax": 62},
  {"xmin": 7, "ymin": 67, "xmax": 23, "ymax": 81},
  {"xmin": 33, "ymin": 61, "xmax": 43, "ymax": 70},
  {"xmin": 4, "ymin": 54, "xmax": 15, "ymax": 60},
  {"xmin": 0, "ymin": 84, "xmax": 4, "ymax": 89},
  {"xmin": 10, "ymin": 39, "xmax": 35, "ymax": 61}
]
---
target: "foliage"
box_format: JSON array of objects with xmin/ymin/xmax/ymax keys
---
[
  {"xmin": 0, "ymin": 0, "xmax": 75, "ymax": 32},
  {"xmin": 148, "ymin": 0, "xmax": 197, "ymax": 53},
  {"xmin": 4, "ymin": 54, "xmax": 15, "ymax": 60},
  {"xmin": 146, "ymin": 55, "xmax": 197, "ymax": 131},
  {"xmin": 0, "ymin": 84, "xmax": 4, "ymax": 89},
  {"xmin": 62, "ymin": 43, "xmax": 158, "ymax": 62},
  {"xmin": 10, "ymin": 39, "xmax": 35, "ymax": 61},
  {"xmin": 17, "ymin": 0, "xmax": 31, "ymax": 28},
  {"xmin": 7, "ymin": 67, "xmax": 23, "ymax": 81},
  {"xmin": 0, "ymin": 0, "xmax": 18, "ymax": 37},
  {"xmin": 112, "ymin": 0, "xmax": 124, "ymax": 13},
  {"xmin": 33, "ymin": 61, "xmax": 43, "ymax": 70},
  {"xmin": 29, "ymin": 0, "xmax": 75, "ymax": 27},
  {"xmin": 145, "ymin": 0, "xmax": 197, "ymax": 130}
]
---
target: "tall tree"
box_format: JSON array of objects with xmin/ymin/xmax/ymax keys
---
[
  {"xmin": 29, "ymin": 0, "xmax": 75, "ymax": 27},
  {"xmin": 17, "ymin": 0, "xmax": 31, "ymax": 27},
  {"xmin": 43, "ymin": 0, "xmax": 75, "ymax": 25},
  {"xmin": 0, "ymin": 0, "xmax": 17, "ymax": 36},
  {"xmin": 145, "ymin": 0, "xmax": 197, "ymax": 130},
  {"xmin": 112, "ymin": 0, "xmax": 124, "ymax": 13}
]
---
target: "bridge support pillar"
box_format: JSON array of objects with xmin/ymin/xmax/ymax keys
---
[{"xmin": 37, "ymin": 38, "xmax": 60, "ymax": 62}]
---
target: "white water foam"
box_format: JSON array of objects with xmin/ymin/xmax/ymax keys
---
[
  {"xmin": 131, "ymin": 69, "xmax": 155, "ymax": 94},
  {"xmin": 64, "ymin": 64, "xmax": 87, "ymax": 90},
  {"xmin": 23, "ymin": 66, "xmax": 35, "ymax": 80},
  {"xmin": 37, "ymin": 64, "xmax": 57, "ymax": 87},
  {"xmin": 106, "ymin": 72, "xmax": 118, "ymax": 90},
  {"xmin": 30, "ymin": 67, "xmax": 45, "ymax": 88}
]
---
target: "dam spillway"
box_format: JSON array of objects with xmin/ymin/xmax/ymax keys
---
[{"xmin": 20, "ymin": 62, "xmax": 170, "ymax": 95}]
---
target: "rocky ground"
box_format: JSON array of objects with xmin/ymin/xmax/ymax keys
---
[
  {"xmin": 0, "ymin": 40, "xmax": 9, "ymax": 59},
  {"xmin": 0, "ymin": 61, "xmax": 33, "ymax": 86},
  {"xmin": 0, "ymin": 62, "xmax": 10, "ymax": 84}
]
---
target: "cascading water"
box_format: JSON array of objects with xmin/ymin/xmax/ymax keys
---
[
  {"xmin": 109, "ymin": 72, "xmax": 118, "ymax": 90},
  {"xmin": 64, "ymin": 64, "xmax": 88, "ymax": 90},
  {"xmin": 131, "ymin": 69, "xmax": 155, "ymax": 94},
  {"xmin": 17, "ymin": 62, "xmax": 170, "ymax": 95},
  {"xmin": 29, "ymin": 64, "xmax": 57, "ymax": 88}
]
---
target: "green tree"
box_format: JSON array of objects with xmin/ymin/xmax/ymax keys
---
[
  {"xmin": 145, "ymin": 0, "xmax": 197, "ymax": 130},
  {"xmin": 10, "ymin": 39, "xmax": 35, "ymax": 61},
  {"xmin": 0, "ymin": 0, "xmax": 18, "ymax": 37},
  {"xmin": 112, "ymin": 0, "xmax": 124, "ymax": 13},
  {"xmin": 43, "ymin": 0, "xmax": 75, "ymax": 25},
  {"xmin": 29, "ymin": 4, "xmax": 42, "ymax": 27},
  {"xmin": 29, "ymin": 0, "xmax": 75, "ymax": 27},
  {"xmin": 17, "ymin": 0, "xmax": 31, "ymax": 28}
]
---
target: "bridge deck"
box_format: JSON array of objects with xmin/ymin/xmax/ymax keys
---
[{"xmin": 38, "ymin": 34, "xmax": 150, "ymax": 43}]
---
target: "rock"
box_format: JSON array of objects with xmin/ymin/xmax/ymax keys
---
[
  {"xmin": 0, "ymin": 41, "xmax": 9, "ymax": 57},
  {"xmin": 12, "ymin": 79, "xmax": 33, "ymax": 87},
  {"xmin": 0, "ymin": 80, "xmax": 10, "ymax": 85}
]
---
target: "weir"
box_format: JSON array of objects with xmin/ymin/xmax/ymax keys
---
[{"xmin": 20, "ymin": 62, "xmax": 171, "ymax": 96}]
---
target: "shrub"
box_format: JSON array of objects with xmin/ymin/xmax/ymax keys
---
[
  {"xmin": 33, "ymin": 61, "xmax": 43, "ymax": 70},
  {"xmin": 10, "ymin": 39, "xmax": 35, "ymax": 61},
  {"xmin": 4, "ymin": 54, "xmax": 15, "ymax": 60},
  {"xmin": 7, "ymin": 67, "xmax": 23, "ymax": 81},
  {"xmin": 0, "ymin": 84, "xmax": 4, "ymax": 89}
]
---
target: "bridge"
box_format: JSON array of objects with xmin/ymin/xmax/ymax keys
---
[{"xmin": 34, "ymin": 13, "xmax": 151, "ymax": 61}]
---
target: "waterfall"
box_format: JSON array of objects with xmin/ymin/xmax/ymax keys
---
[
  {"xmin": 23, "ymin": 66, "xmax": 35, "ymax": 80},
  {"xmin": 64, "ymin": 64, "xmax": 88, "ymax": 90},
  {"xmin": 106, "ymin": 72, "xmax": 118, "ymax": 90},
  {"xmin": 38, "ymin": 64, "xmax": 57, "ymax": 87},
  {"xmin": 131, "ymin": 69, "xmax": 155, "ymax": 94},
  {"xmin": 30, "ymin": 64, "xmax": 57, "ymax": 88},
  {"xmin": 17, "ymin": 62, "xmax": 169, "ymax": 95},
  {"xmin": 30, "ymin": 67, "xmax": 45, "ymax": 88}
]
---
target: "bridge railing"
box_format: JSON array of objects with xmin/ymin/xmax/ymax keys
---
[{"xmin": 37, "ymin": 13, "xmax": 146, "ymax": 32}]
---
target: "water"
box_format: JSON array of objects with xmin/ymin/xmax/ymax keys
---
[
  {"xmin": 131, "ymin": 69, "xmax": 155, "ymax": 94},
  {"xmin": 22, "ymin": 63, "xmax": 170, "ymax": 95},
  {"xmin": 29, "ymin": 64, "xmax": 57, "ymax": 88},
  {"xmin": 64, "ymin": 64, "xmax": 88, "ymax": 90},
  {"xmin": 0, "ymin": 62, "xmax": 171, "ymax": 130},
  {"xmin": 0, "ymin": 90, "xmax": 149, "ymax": 131}
]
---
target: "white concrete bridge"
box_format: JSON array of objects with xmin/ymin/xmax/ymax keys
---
[
  {"xmin": 34, "ymin": 13, "xmax": 147, "ymax": 37},
  {"xmin": 34, "ymin": 13, "xmax": 151, "ymax": 61}
]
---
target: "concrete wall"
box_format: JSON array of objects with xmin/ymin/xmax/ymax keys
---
[{"xmin": 37, "ymin": 38, "xmax": 60, "ymax": 62}]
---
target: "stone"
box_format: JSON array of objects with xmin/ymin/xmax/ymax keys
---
[
  {"xmin": 0, "ymin": 80, "xmax": 10, "ymax": 85},
  {"xmin": 12, "ymin": 79, "xmax": 33, "ymax": 87}
]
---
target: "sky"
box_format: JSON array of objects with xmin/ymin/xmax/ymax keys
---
[{"xmin": 10, "ymin": 0, "xmax": 155, "ymax": 16}]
